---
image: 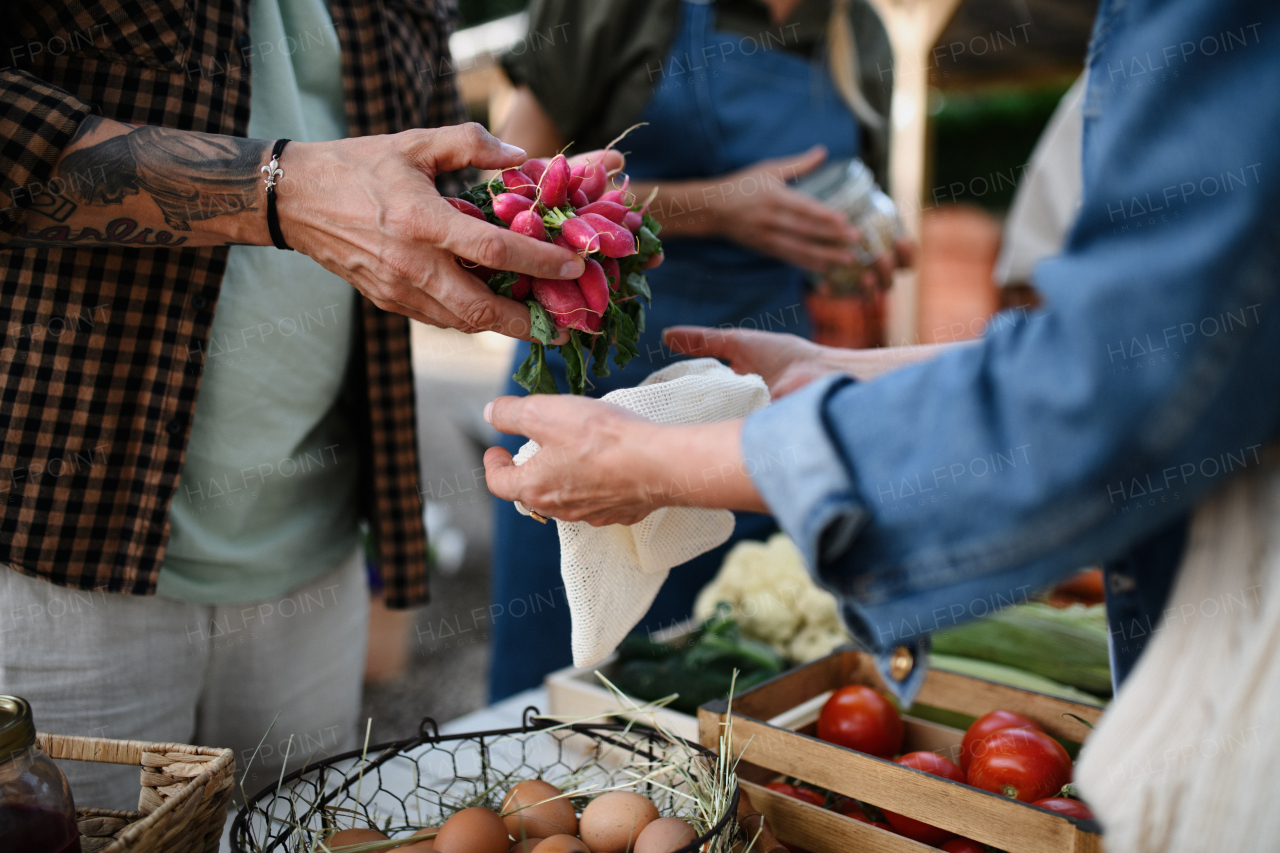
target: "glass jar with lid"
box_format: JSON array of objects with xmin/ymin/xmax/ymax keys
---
[
  {"xmin": 792, "ymin": 157, "xmax": 905, "ymax": 295},
  {"xmin": 0, "ymin": 696, "xmax": 81, "ymax": 853}
]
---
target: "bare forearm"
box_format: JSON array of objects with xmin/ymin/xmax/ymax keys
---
[
  {"xmin": 827, "ymin": 342, "xmax": 968, "ymax": 382},
  {"xmin": 629, "ymin": 179, "xmax": 723, "ymax": 239},
  {"xmin": 635, "ymin": 419, "xmax": 767, "ymax": 513},
  {"xmin": 9, "ymin": 115, "xmax": 274, "ymax": 249}
]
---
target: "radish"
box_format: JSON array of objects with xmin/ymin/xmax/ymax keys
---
[
  {"xmin": 598, "ymin": 175, "xmax": 630, "ymax": 206},
  {"xmin": 578, "ymin": 162, "xmax": 608, "ymax": 202},
  {"xmin": 520, "ymin": 158, "xmax": 547, "ymax": 183},
  {"xmin": 492, "ymin": 192, "xmax": 534, "ymax": 225},
  {"xmin": 600, "ymin": 257, "xmax": 621, "ymax": 292},
  {"xmin": 577, "ymin": 213, "xmax": 636, "ymax": 258},
  {"xmin": 573, "ymin": 200, "xmax": 629, "ymax": 224},
  {"xmin": 577, "ymin": 259, "xmax": 609, "ymax": 315},
  {"xmin": 539, "ymin": 154, "xmax": 570, "ymax": 208},
  {"xmin": 531, "ymin": 278, "xmax": 600, "ymax": 333},
  {"xmin": 623, "ymin": 210, "xmax": 644, "ymax": 233},
  {"xmin": 446, "ymin": 197, "xmax": 486, "ymax": 220},
  {"xmin": 570, "ymin": 189, "xmax": 589, "ymax": 208},
  {"xmin": 568, "ymin": 164, "xmax": 586, "ymax": 194},
  {"xmin": 511, "ymin": 274, "xmax": 532, "ymax": 301},
  {"xmin": 510, "ymin": 208, "xmax": 546, "ymax": 241},
  {"xmin": 560, "ymin": 217, "xmax": 602, "ymax": 254},
  {"xmin": 552, "ymin": 233, "xmax": 574, "ymax": 251},
  {"xmin": 501, "ymin": 169, "xmax": 537, "ymax": 199}
]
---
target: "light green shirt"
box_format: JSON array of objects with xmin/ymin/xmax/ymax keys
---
[{"xmin": 158, "ymin": 0, "xmax": 360, "ymax": 604}]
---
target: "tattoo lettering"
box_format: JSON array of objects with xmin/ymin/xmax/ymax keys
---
[
  {"xmin": 58, "ymin": 120, "xmax": 267, "ymax": 230},
  {"xmin": 13, "ymin": 217, "xmax": 189, "ymax": 247}
]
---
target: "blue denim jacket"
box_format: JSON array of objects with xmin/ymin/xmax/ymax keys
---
[{"xmin": 741, "ymin": 0, "xmax": 1280, "ymax": 702}]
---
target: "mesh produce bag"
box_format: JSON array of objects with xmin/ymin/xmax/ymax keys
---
[{"xmin": 512, "ymin": 359, "xmax": 770, "ymax": 667}]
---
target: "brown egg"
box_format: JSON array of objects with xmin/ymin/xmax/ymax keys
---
[
  {"xmin": 510, "ymin": 841, "xmax": 540, "ymax": 853},
  {"xmin": 400, "ymin": 826, "xmax": 439, "ymax": 851},
  {"xmin": 434, "ymin": 807, "xmax": 510, "ymax": 853},
  {"xmin": 502, "ymin": 780, "xmax": 579, "ymax": 840},
  {"xmin": 325, "ymin": 827, "xmax": 389, "ymax": 847},
  {"xmin": 633, "ymin": 818, "xmax": 697, "ymax": 853},
  {"xmin": 579, "ymin": 792, "xmax": 660, "ymax": 853},
  {"xmin": 531, "ymin": 835, "xmax": 591, "ymax": 853}
]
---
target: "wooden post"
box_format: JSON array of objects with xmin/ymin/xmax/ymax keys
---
[{"xmin": 865, "ymin": 0, "xmax": 964, "ymax": 345}]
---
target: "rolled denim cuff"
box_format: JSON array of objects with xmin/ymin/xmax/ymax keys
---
[{"xmin": 741, "ymin": 374, "xmax": 867, "ymax": 573}]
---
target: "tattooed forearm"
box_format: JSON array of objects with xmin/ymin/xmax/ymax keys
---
[
  {"xmin": 59, "ymin": 118, "xmax": 268, "ymax": 229},
  {"xmin": 7, "ymin": 115, "xmax": 273, "ymax": 249},
  {"xmin": 10, "ymin": 217, "xmax": 189, "ymax": 247}
]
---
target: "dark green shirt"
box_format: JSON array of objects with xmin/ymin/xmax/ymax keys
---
[{"xmin": 502, "ymin": 0, "xmax": 894, "ymax": 188}]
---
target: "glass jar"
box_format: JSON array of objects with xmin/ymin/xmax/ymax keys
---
[
  {"xmin": 0, "ymin": 696, "xmax": 81, "ymax": 853},
  {"xmin": 792, "ymin": 157, "xmax": 904, "ymax": 295}
]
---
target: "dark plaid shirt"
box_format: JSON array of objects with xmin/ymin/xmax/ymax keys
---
[{"xmin": 0, "ymin": 0, "xmax": 465, "ymax": 606}]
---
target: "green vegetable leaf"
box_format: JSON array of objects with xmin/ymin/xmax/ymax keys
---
[
  {"xmin": 625, "ymin": 272, "xmax": 652, "ymax": 303},
  {"xmin": 512, "ymin": 343, "xmax": 560, "ymax": 395},
  {"xmin": 562, "ymin": 330, "xmax": 588, "ymax": 395},
  {"xmin": 637, "ymin": 225, "xmax": 662, "ymax": 256},
  {"xmin": 487, "ymin": 270, "xmax": 519, "ymax": 296},
  {"xmin": 590, "ymin": 329, "xmax": 612, "ymax": 378},
  {"xmin": 641, "ymin": 212, "xmax": 662, "ymax": 238},
  {"xmin": 527, "ymin": 300, "xmax": 556, "ymax": 346}
]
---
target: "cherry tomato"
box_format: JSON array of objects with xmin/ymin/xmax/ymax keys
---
[
  {"xmin": 816, "ymin": 685, "xmax": 904, "ymax": 757},
  {"xmin": 765, "ymin": 782, "xmax": 826, "ymax": 807},
  {"xmin": 939, "ymin": 839, "xmax": 985, "ymax": 853},
  {"xmin": 960, "ymin": 710, "xmax": 1043, "ymax": 774},
  {"xmin": 1032, "ymin": 797, "xmax": 1095, "ymax": 820},
  {"xmin": 881, "ymin": 752, "xmax": 966, "ymax": 845},
  {"xmin": 967, "ymin": 728, "xmax": 1072, "ymax": 802}
]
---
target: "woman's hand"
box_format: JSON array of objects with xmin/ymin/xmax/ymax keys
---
[
  {"xmin": 482, "ymin": 394, "xmax": 765, "ymax": 525},
  {"xmin": 666, "ymin": 325, "xmax": 964, "ymax": 395},
  {"xmin": 664, "ymin": 326, "xmax": 840, "ymax": 398},
  {"xmin": 711, "ymin": 145, "xmax": 861, "ymax": 272}
]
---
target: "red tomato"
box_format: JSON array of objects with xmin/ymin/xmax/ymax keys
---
[
  {"xmin": 960, "ymin": 710, "xmax": 1043, "ymax": 774},
  {"xmin": 765, "ymin": 782, "xmax": 826, "ymax": 807},
  {"xmin": 1033, "ymin": 797, "xmax": 1095, "ymax": 820},
  {"xmin": 967, "ymin": 728, "xmax": 1073, "ymax": 802},
  {"xmin": 881, "ymin": 752, "xmax": 966, "ymax": 846},
  {"xmin": 939, "ymin": 839, "xmax": 985, "ymax": 853},
  {"xmin": 816, "ymin": 686, "xmax": 904, "ymax": 757}
]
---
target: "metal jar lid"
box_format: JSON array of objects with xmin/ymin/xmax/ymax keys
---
[{"xmin": 0, "ymin": 695, "xmax": 37, "ymax": 763}]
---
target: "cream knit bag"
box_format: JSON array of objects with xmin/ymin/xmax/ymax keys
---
[
  {"xmin": 1077, "ymin": 446, "xmax": 1280, "ymax": 852},
  {"xmin": 512, "ymin": 359, "xmax": 770, "ymax": 668}
]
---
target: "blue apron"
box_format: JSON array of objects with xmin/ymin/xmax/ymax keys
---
[{"xmin": 489, "ymin": 0, "xmax": 859, "ymax": 700}]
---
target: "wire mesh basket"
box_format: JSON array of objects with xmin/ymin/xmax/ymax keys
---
[{"xmin": 230, "ymin": 707, "xmax": 739, "ymax": 853}]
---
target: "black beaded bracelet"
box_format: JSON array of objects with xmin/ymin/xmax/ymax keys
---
[{"xmin": 261, "ymin": 138, "xmax": 292, "ymax": 251}]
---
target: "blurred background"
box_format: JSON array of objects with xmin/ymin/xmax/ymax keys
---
[{"xmin": 362, "ymin": 0, "xmax": 1104, "ymax": 742}]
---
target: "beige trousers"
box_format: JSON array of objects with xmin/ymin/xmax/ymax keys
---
[{"xmin": 0, "ymin": 550, "xmax": 368, "ymax": 811}]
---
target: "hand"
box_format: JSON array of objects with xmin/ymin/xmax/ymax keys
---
[
  {"xmin": 664, "ymin": 326, "xmax": 838, "ymax": 398},
  {"xmin": 822, "ymin": 234, "xmax": 915, "ymax": 294},
  {"xmin": 482, "ymin": 394, "xmax": 658, "ymax": 526},
  {"xmin": 482, "ymin": 394, "xmax": 766, "ymax": 525},
  {"xmin": 277, "ymin": 123, "xmax": 591, "ymax": 337},
  {"xmin": 713, "ymin": 145, "xmax": 860, "ymax": 273}
]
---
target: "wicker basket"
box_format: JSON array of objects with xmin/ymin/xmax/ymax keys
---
[{"xmin": 35, "ymin": 732, "xmax": 235, "ymax": 853}]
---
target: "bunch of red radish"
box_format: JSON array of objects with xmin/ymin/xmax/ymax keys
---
[
  {"xmin": 448, "ymin": 152, "xmax": 660, "ymax": 394},
  {"xmin": 448, "ymin": 153, "xmax": 657, "ymax": 334}
]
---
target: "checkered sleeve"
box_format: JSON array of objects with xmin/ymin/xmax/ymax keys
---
[{"xmin": 0, "ymin": 69, "xmax": 95, "ymax": 237}]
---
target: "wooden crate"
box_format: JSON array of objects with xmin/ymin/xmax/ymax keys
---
[
  {"xmin": 697, "ymin": 650, "xmax": 1105, "ymax": 853},
  {"xmin": 544, "ymin": 619, "xmax": 700, "ymax": 740}
]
